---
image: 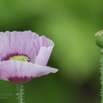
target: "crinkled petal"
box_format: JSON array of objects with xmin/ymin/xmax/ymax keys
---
[
  {"xmin": 35, "ymin": 46, "xmax": 53, "ymax": 66},
  {"xmin": 0, "ymin": 60, "xmax": 58, "ymax": 83},
  {"xmin": 0, "ymin": 42, "xmax": 3, "ymax": 56},
  {"xmin": 0, "ymin": 31, "xmax": 39, "ymax": 63},
  {"xmin": 39, "ymin": 36, "xmax": 54, "ymax": 48},
  {"xmin": 35, "ymin": 36, "xmax": 54, "ymax": 66}
]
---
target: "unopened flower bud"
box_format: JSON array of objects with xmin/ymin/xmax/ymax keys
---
[{"xmin": 95, "ymin": 30, "xmax": 103, "ymax": 48}]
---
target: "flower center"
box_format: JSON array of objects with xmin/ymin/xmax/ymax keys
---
[{"xmin": 10, "ymin": 56, "xmax": 29, "ymax": 62}]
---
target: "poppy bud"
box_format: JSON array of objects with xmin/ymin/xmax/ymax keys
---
[{"xmin": 95, "ymin": 30, "xmax": 103, "ymax": 48}]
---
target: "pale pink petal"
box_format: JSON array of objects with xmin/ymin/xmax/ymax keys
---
[
  {"xmin": 0, "ymin": 42, "xmax": 3, "ymax": 57},
  {"xmin": 39, "ymin": 36, "xmax": 54, "ymax": 47},
  {"xmin": 33, "ymin": 39, "xmax": 40, "ymax": 55},
  {"xmin": 35, "ymin": 36, "xmax": 54, "ymax": 66},
  {"xmin": 0, "ymin": 31, "xmax": 39, "ymax": 63},
  {"xmin": 35, "ymin": 46, "xmax": 53, "ymax": 66},
  {"xmin": 0, "ymin": 60, "xmax": 58, "ymax": 83}
]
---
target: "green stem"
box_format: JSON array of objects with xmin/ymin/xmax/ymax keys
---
[
  {"xmin": 100, "ymin": 48, "xmax": 103, "ymax": 103},
  {"xmin": 17, "ymin": 83, "xmax": 24, "ymax": 103}
]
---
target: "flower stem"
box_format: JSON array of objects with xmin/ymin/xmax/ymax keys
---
[
  {"xmin": 17, "ymin": 83, "xmax": 24, "ymax": 103},
  {"xmin": 100, "ymin": 48, "xmax": 103, "ymax": 103}
]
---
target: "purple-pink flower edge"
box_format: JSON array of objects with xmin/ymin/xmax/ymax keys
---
[{"xmin": 0, "ymin": 31, "xmax": 58, "ymax": 83}]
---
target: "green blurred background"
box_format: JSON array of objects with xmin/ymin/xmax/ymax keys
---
[{"xmin": 0, "ymin": 0, "xmax": 102, "ymax": 103}]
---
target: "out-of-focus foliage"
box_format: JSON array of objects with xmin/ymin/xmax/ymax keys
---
[{"xmin": 0, "ymin": 0, "xmax": 102, "ymax": 103}]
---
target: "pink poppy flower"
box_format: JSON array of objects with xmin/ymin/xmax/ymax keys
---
[{"xmin": 0, "ymin": 31, "xmax": 58, "ymax": 83}]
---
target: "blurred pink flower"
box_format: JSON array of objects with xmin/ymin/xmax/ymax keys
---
[{"xmin": 0, "ymin": 31, "xmax": 58, "ymax": 83}]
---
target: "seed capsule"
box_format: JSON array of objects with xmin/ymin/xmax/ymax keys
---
[{"xmin": 95, "ymin": 30, "xmax": 103, "ymax": 48}]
